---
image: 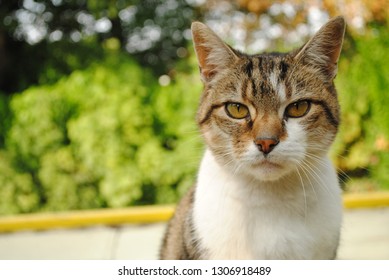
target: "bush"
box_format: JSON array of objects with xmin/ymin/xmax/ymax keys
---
[
  {"xmin": 1, "ymin": 55, "xmax": 203, "ymax": 214},
  {"xmin": 0, "ymin": 151, "xmax": 39, "ymax": 215},
  {"xmin": 0, "ymin": 94, "xmax": 11, "ymax": 148},
  {"xmin": 332, "ymin": 28, "xmax": 389, "ymax": 191}
]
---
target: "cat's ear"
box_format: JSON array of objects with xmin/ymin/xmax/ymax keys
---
[
  {"xmin": 191, "ymin": 22, "xmax": 239, "ymax": 83},
  {"xmin": 294, "ymin": 16, "xmax": 346, "ymax": 80}
]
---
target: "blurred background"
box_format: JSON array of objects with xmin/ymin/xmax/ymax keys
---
[{"xmin": 0, "ymin": 0, "xmax": 388, "ymax": 216}]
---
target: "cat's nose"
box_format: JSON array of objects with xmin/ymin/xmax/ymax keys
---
[{"xmin": 254, "ymin": 137, "xmax": 279, "ymax": 155}]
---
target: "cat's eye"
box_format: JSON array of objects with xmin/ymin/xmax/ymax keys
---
[
  {"xmin": 285, "ymin": 100, "xmax": 310, "ymax": 118},
  {"xmin": 225, "ymin": 103, "xmax": 249, "ymax": 119}
]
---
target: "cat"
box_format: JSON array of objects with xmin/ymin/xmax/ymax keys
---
[{"xmin": 160, "ymin": 16, "xmax": 346, "ymax": 260}]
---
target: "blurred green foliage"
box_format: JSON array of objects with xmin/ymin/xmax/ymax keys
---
[
  {"xmin": 0, "ymin": 54, "xmax": 203, "ymax": 215},
  {"xmin": 0, "ymin": 151, "xmax": 39, "ymax": 215},
  {"xmin": 0, "ymin": 94, "xmax": 11, "ymax": 148},
  {"xmin": 332, "ymin": 27, "xmax": 389, "ymax": 191}
]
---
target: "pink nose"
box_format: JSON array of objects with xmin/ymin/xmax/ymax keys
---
[{"xmin": 254, "ymin": 138, "xmax": 279, "ymax": 155}]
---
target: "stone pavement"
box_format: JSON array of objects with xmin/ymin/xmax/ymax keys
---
[{"xmin": 0, "ymin": 208, "xmax": 388, "ymax": 260}]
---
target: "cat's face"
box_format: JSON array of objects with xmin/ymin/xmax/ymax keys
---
[{"xmin": 192, "ymin": 17, "xmax": 345, "ymax": 181}]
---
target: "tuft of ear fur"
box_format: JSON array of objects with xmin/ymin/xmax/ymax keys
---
[
  {"xmin": 294, "ymin": 16, "xmax": 346, "ymax": 81},
  {"xmin": 191, "ymin": 22, "xmax": 239, "ymax": 83}
]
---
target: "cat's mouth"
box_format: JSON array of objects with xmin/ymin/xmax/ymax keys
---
[
  {"xmin": 245, "ymin": 158, "xmax": 289, "ymax": 181},
  {"xmin": 252, "ymin": 159, "xmax": 282, "ymax": 170}
]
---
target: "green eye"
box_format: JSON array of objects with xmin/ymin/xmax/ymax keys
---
[
  {"xmin": 225, "ymin": 103, "xmax": 249, "ymax": 119},
  {"xmin": 285, "ymin": 100, "xmax": 310, "ymax": 118}
]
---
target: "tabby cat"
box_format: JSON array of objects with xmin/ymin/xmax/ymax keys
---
[{"xmin": 160, "ymin": 16, "xmax": 346, "ymax": 260}]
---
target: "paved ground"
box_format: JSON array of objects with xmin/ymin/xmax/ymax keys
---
[{"xmin": 0, "ymin": 208, "xmax": 388, "ymax": 260}]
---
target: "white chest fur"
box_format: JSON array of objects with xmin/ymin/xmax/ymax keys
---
[{"xmin": 193, "ymin": 150, "xmax": 342, "ymax": 259}]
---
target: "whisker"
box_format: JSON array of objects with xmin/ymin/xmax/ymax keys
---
[
  {"xmin": 294, "ymin": 166, "xmax": 308, "ymax": 223},
  {"xmin": 296, "ymin": 160, "xmax": 318, "ymax": 201},
  {"xmin": 304, "ymin": 152, "xmax": 351, "ymax": 186},
  {"xmin": 300, "ymin": 159, "xmax": 337, "ymax": 199}
]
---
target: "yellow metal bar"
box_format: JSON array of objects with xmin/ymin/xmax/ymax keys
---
[
  {"xmin": 0, "ymin": 192, "xmax": 389, "ymax": 233},
  {"xmin": 343, "ymin": 191, "xmax": 389, "ymax": 209},
  {"xmin": 0, "ymin": 204, "xmax": 175, "ymax": 233}
]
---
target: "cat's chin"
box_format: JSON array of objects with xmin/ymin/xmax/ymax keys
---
[{"xmin": 243, "ymin": 159, "xmax": 294, "ymax": 182}]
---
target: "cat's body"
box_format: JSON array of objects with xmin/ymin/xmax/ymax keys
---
[{"xmin": 160, "ymin": 17, "xmax": 346, "ymax": 260}]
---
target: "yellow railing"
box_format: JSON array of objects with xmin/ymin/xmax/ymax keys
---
[
  {"xmin": 0, "ymin": 192, "xmax": 389, "ymax": 233},
  {"xmin": 0, "ymin": 205, "xmax": 175, "ymax": 233},
  {"xmin": 343, "ymin": 191, "xmax": 389, "ymax": 208}
]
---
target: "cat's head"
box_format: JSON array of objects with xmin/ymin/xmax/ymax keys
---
[{"xmin": 192, "ymin": 17, "xmax": 345, "ymax": 182}]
